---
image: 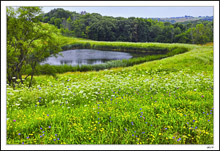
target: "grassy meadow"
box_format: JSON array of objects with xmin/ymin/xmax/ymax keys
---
[{"xmin": 6, "ymin": 40, "xmax": 213, "ymax": 144}]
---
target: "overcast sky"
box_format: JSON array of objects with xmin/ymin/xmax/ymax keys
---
[{"xmin": 42, "ymin": 6, "xmax": 213, "ymax": 18}]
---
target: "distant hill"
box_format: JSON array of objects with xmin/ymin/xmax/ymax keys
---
[
  {"xmin": 39, "ymin": 8, "xmax": 213, "ymax": 44},
  {"xmin": 147, "ymin": 15, "xmax": 213, "ymax": 24}
]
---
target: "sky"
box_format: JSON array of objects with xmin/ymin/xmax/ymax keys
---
[{"xmin": 42, "ymin": 6, "xmax": 213, "ymax": 18}]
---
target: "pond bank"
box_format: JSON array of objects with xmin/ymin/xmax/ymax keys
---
[{"xmin": 24, "ymin": 39, "xmax": 191, "ymax": 76}]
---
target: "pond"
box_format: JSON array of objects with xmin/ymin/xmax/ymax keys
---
[{"xmin": 40, "ymin": 49, "xmax": 143, "ymax": 66}]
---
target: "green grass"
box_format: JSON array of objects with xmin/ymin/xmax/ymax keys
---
[
  {"xmin": 6, "ymin": 42, "xmax": 213, "ymax": 144},
  {"xmin": 25, "ymin": 36, "xmax": 190, "ymax": 75},
  {"xmin": 33, "ymin": 49, "xmax": 187, "ymax": 75}
]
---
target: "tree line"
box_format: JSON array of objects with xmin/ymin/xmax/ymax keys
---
[{"xmin": 39, "ymin": 8, "xmax": 213, "ymax": 44}]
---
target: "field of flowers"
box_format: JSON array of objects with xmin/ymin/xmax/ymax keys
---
[{"xmin": 6, "ymin": 43, "xmax": 213, "ymax": 144}]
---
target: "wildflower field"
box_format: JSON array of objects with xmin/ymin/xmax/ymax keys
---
[{"xmin": 6, "ymin": 42, "xmax": 213, "ymax": 144}]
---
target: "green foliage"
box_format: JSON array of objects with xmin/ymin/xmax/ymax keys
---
[
  {"xmin": 7, "ymin": 6, "xmax": 62, "ymax": 88},
  {"xmin": 48, "ymin": 17, "xmax": 55, "ymax": 24},
  {"xmin": 38, "ymin": 64, "xmax": 57, "ymax": 77},
  {"xmin": 43, "ymin": 8, "xmax": 72, "ymax": 19},
  {"xmin": 6, "ymin": 7, "xmax": 213, "ymax": 145},
  {"xmin": 41, "ymin": 8, "xmax": 213, "ymax": 44},
  {"xmin": 24, "ymin": 41, "xmax": 189, "ymax": 75},
  {"xmin": 6, "ymin": 44, "xmax": 213, "ymax": 144},
  {"xmin": 54, "ymin": 18, "xmax": 62, "ymax": 28},
  {"xmin": 42, "ymin": 16, "xmax": 49, "ymax": 23},
  {"xmin": 194, "ymin": 24, "xmax": 209, "ymax": 44}
]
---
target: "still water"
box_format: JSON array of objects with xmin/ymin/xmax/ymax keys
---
[{"xmin": 40, "ymin": 49, "xmax": 138, "ymax": 66}]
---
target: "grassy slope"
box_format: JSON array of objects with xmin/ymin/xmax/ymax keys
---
[
  {"xmin": 7, "ymin": 42, "xmax": 213, "ymax": 144},
  {"xmin": 35, "ymin": 35, "xmax": 190, "ymax": 75}
]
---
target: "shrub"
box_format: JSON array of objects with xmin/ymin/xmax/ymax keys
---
[{"xmin": 39, "ymin": 64, "xmax": 57, "ymax": 77}]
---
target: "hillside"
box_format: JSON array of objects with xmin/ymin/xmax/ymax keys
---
[
  {"xmin": 7, "ymin": 41, "xmax": 213, "ymax": 144},
  {"xmin": 39, "ymin": 8, "xmax": 213, "ymax": 44},
  {"xmin": 6, "ymin": 6, "xmax": 214, "ymax": 145}
]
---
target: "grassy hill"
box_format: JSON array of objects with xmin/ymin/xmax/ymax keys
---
[
  {"xmin": 6, "ymin": 39, "xmax": 213, "ymax": 144},
  {"xmin": 31, "ymin": 34, "xmax": 190, "ymax": 75}
]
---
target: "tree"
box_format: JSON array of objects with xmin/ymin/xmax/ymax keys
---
[
  {"xmin": 160, "ymin": 24, "xmax": 174, "ymax": 43},
  {"xmin": 42, "ymin": 16, "xmax": 49, "ymax": 23},
  {"xmin": 7, "ymin": 7, "xmax": 62, "ymax": 88},
  {"xmin": 205, "ymin": 22, "xmax": 213, "ymax": 42},
  {"xmin": 128, "ymin": 17, "xmax": 138, "ymax": 42},
  {"xmin": 136, "ymin": 18, "xmax": 151, "ymax": 42},
  {"xmin": 194, "ymin": 23, "xmax": 209, "ymax": 44},
  {"xmin": 174, "ymin": 23, "xmax": 185, "ymax": 31},
  {"xmin": 41, "ymin": 7, "xmax": 213, "ymax": 44},
  {"xmin": 67, "ymin": 16, "xmax": 72, "ymax": 30},
  {"xmin": 115, "ymin": 19, "xmax": 132, "ymax": 41},
  {"xmin": 72, "ymin": 19, "xmax": 86, "ymax": 38},
  {"xmin": 48, "ymin": 17, "xmax": 55, "ymax": 24},
  {"xmin": 54, "ymin": 18, "xmax": 62, "ymax": 28},
  {"xmin": 149, "ymin": 23, "xmax": 162, "ymax": 42},
  {"xmin": 88, "ymin": 19, "xmax": 116, "ymax": 41},
  {"xmin": 173, "ymin": 27, "xmax": 181, "ymax": 43}
]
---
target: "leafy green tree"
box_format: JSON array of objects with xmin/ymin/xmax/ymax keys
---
[
  {"xmin": 149, "ymin": 23, "xmax": 162, "ymax": 42},
  {"xmin": 88, "ymin": 19, "xmax": 116, "ymax": 41},
  {"xmin": 115, "ymin": 19, "xmax": 132, "ymax": 41},
  {"xmin": 174, "ymin": 32, "xmax": 189, "ymax": 43},
  {"xmin": 160, "ymin": 25, "xmax": 174, "ymax": 43},
  {"xmin": 136, "ymin": 18, "xmax": 151, "ymax": 42},
  {"xmin": 205, "ymin": 22, "xmax": 213, "ymax": 42},
  {"xmin": 7, "ymin": 6, "xmax": 62, "ymax": 88},
  {"xmin": 60, "ymin": 26, "xmax": 74, "ymax": 37},
  {"xmin": 48, "ymin": 17, "xmax": 55, "ymax": 24},
  {"xmin": 127, "ymin": 17, "xmax": 138, "ymax": 42},
  {"xmin": 42, "ymin": 16, "xmax": 49, "ymax": 23},
  {"xmin": 194, "ymin": 24, "xmax": 209, "ymax": 44},
  {"xmin": 174, "ymin": 23, "xmax": 185, "ymax": 31},
  {"xmin": 67, "ymin": 16, "xmax": 72, "ymax": 30},
  {"xmin": 72, "ymin": 19, "xmax": 86, "ymax": 38},
  {"xmin": 173, "ymin": 27, "xmax": 182, "ymax": 43},
  {"xmin": 54, "ymin": 18, "xmax": 62, "ymax": 28},
  {"xmin": 27, "ymin": 24, "xmax": 62, "ymax": 87},
  {"xmin": 37, "ymin": 13, "xmax": 44, "ymax": 22}
]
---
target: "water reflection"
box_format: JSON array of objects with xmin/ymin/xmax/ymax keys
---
[
  {"xmin": 60, "ymin": 60, "xmax": 73, "ymax": 65},
  {"xmin": 40, "ymin": 49, "xmax": 138, "ymax": 66}
]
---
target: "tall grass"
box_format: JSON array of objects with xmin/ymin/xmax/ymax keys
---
[
  {"xmin": 25, "ymin": 38, "xmax": 191, "ymax": 75},
  {"xmin": 7, "ymin": 44, "xmax": 213, "ymax": 144},
  {"xmin": 61, "ymin": 40, "xmax": 190, "ymax": 53}
]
